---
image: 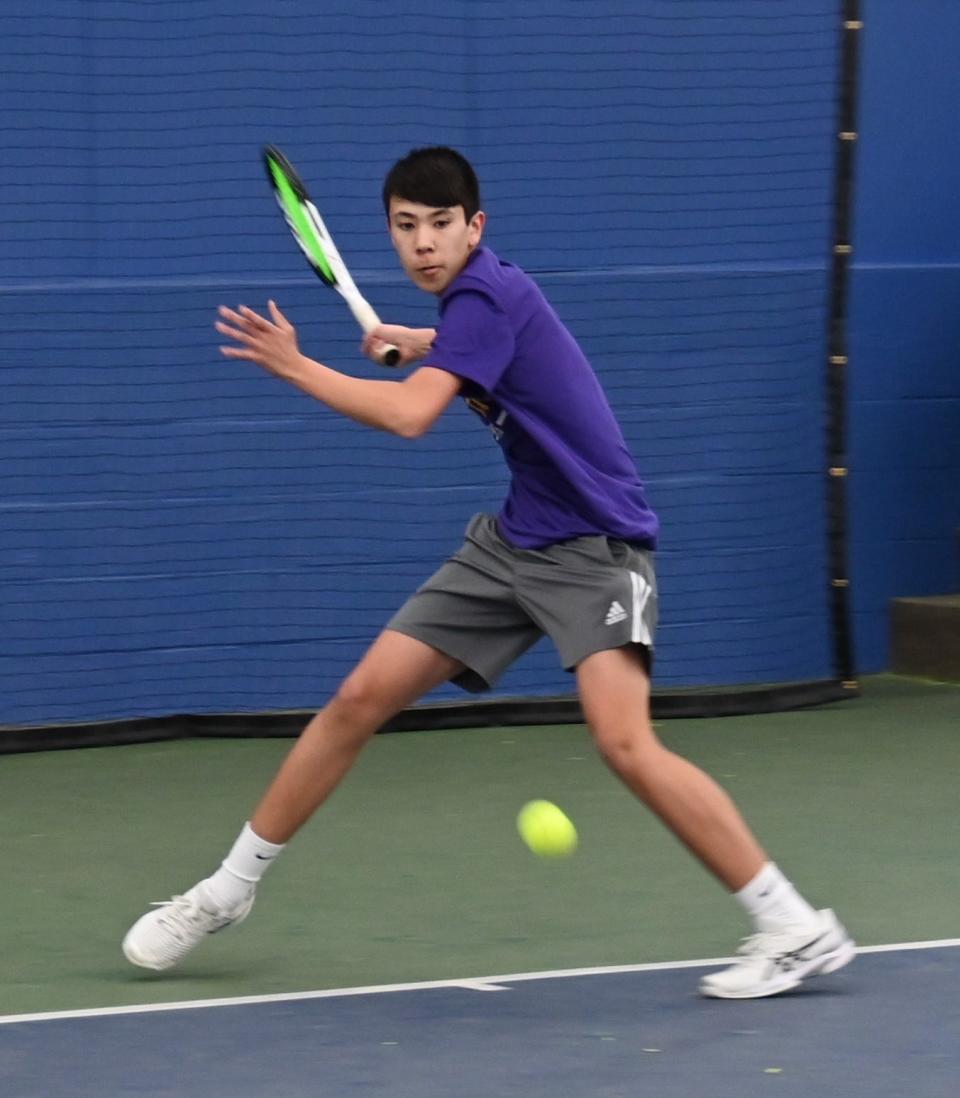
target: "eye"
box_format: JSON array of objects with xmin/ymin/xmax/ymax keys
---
[{"xmin": 434, "ymin": 219, "xmax": 451, "ymax": 230}]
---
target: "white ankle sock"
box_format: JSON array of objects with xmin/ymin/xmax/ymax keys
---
[
  {"xmin": 205, "ymin": 822, "xmax": 286, "ymax": 909},
  {"xmin": 735, "ymin": 862, "xmax": 819, "ymax": 932}
]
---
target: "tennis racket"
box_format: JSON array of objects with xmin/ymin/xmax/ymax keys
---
[{"xmin": 263, "ymin": 145, "xmax": 400, "ymax": 367}]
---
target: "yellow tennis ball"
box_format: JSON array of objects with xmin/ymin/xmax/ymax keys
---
[{"xmin": 517, "ymin": 800, "xmax": 578, "ymax": 858}]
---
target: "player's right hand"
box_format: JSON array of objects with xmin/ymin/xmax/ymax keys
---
[{"xmin": 362, "ymin": 325, "xmax": 436, "ymax": 368}]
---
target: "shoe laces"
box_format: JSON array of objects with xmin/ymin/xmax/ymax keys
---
[
  {"xmin": 734, "ymin": 926, "xmax": 801, "ymax": 958},
  {"xmin": 149, "ymin": 893, "xmax": 211, "ymax": 933}
]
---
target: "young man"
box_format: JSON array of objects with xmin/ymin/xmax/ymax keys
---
[{"xmin": 122, "ymin": 147, "xmax": 854, "ymax": 998}]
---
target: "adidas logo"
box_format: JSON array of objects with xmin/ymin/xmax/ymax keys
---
[{"xmin": 605, "ymin": 600, "xmax": 627, "ymax": 626}]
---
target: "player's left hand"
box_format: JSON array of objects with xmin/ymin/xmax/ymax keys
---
[{"xmin": 216, "ymin": 301, "xmax": 303, "ymax": 379}]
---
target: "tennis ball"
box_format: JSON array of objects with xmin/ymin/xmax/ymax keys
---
[{"xmin": 517, "ymin": 800, "xmax": 578, "ymax": 858}]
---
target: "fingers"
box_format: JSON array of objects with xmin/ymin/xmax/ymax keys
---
[
  {"xmin": 215, "ymin": 304, "xmax": 276, "ymax": 352},
  {"xmin": 361, "ymin": 333, "xmax": 385, "ymax": 354},
  {"xmin": 214, "ymin": 326, "xmax": 241, "ymax": 345},
  {"xmin": 215, "ymin": 305, "xmax": 263, "ymax": 362},
  {"xmin": 215, "ymin": 302, "xmax": 295, "ymax": 366},
  {"xmin": 218, "ymin": 305, "xmax": 249, "ymax": 326},
  {"xmin": 360, "ymin": 336, "xmax": 396, "ymax": 367},
  {"xmin": 218, "ymin": 345, "xmax": 258, "ymax": 360},
  {"xmin": 218, "ymin": 305, "xmax": 269, "ymax": 331},
  {"xmin": 267, "ymin": 299, "xmax": 291, "ymax": 329},
  {"xmin": 239, "ymin": 305, "xmax": 273, "ymax": 330},
  {"xmin": 219, "ymin": 303, "xmax": 287, "ymax": 327}
]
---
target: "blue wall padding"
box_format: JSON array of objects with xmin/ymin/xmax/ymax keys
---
[{"xmin": 1, "ymin": 2, "xmax": 847, "ymax": 724}]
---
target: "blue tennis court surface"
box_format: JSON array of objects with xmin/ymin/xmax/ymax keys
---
[{"xmin": 2, "ymin": 943, "xmax": 957, "ymax": 1097}]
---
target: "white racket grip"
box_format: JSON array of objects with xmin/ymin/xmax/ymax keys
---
[
  {"xmin": 345, "ymin": 291, "xmax": 380, "ymax": 334},
  {"xmin": 342, "ymin": 288, "xmax": 400, "ymax": 367}
]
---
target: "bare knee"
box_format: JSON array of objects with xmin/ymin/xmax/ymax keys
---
[
  {"xmin": 324, "ymin": 669, "xmax": 392, "ymax": 744},
  {"xmin": 591, "ymin": 721, "xmax": 665, "ymax": 786}
]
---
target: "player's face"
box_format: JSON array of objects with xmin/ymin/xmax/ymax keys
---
[{"xmin": 388, "ymin": 199, "xmax": 485, "ymax": 294}]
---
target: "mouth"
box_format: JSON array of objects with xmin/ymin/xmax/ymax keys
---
[{"xmin": 418, "ymin": 265, "xmax": 442, "ymax": 277}]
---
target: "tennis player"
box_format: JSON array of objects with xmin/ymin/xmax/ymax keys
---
[{"xmin": 123, "ymin": 147, "xmax": 854, "ymax": 998}]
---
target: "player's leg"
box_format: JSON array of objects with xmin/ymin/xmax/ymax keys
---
[
  {"xmin": 249, "ymin": 629, "xmax": 464, "ymax": 843},
  {"xmin": 576, "ymin": 645, "xmax": 855, "ymax": 998},
  {"xmin": 521, "ymin": 538, "xmax": 766, "ymax": 883},
  {"xmin": 576, "ymin": 646, "xmax": 766, "ymax": 888},
  {"xmin": 122, "ymin": 630, "xmax": 462, "ymax": 971},
  {"xmin": 122, "ymin": 513, "xmax": 538, "ymax": 972},
  {"xmin": 517, "ymin": 535, "xmax": 854, "ymax": 999}
]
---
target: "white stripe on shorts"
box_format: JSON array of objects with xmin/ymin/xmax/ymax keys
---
[{"xmin": 630, "ymin": 570, "xmax": 653, "ymax": 646}]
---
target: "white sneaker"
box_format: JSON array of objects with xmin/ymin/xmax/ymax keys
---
[
  {"xmin": 699, "ymin": 909, "xmax": 855, "ymax": 999},
  {"xmin": 122, "ymin": 880, "xmax": 254, "ymax": 971}
]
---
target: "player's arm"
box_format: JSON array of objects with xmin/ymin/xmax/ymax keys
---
[{"xmin": 216, "ymin": 301, "xmax": 460, "ymax": 438}]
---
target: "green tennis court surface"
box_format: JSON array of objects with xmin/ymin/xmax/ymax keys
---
[{"xmin": 2, "ymin": 675, "xmax": 958, "ymax": 1020}]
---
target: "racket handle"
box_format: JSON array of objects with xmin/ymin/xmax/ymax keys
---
[{"xmin": 346, "ymin": 293, "xmax": 401, "ymax": 368}]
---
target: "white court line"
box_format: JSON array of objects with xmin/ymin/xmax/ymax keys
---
[{"xmin": 1, "ymin": 938, "xmax": 958, "ymax": 1027}]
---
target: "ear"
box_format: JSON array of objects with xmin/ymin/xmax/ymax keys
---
[{"xmin": 468, "ymin": 210, "xmax": 486, "ymax": 249}]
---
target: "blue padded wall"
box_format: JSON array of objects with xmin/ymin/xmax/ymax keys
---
[
  {"xmin": 0, "ymin": 1, "xmax": 840, "ymax": 725},
  {"xmin": 847, "ymin": 0, "xmax": 960, "ymax": 670}
]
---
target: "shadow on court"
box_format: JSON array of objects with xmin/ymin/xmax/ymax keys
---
[{"xmin": 2, "ymin": 946, "xmax": 957, "ymax": 1098}]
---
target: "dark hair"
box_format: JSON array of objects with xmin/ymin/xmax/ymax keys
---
[{"xmin": 382, "ymin": 146, "xmax": 481, "ymax": 222}]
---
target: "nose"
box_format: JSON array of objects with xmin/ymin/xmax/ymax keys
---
[{"xmin": 414, "ymin": 227, "xmax": 435, "ymax": 253}]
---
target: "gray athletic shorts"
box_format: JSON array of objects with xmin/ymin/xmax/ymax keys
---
[{"xmin": 387, "ymin": 513, "xmax": 657, "ymax": 693}]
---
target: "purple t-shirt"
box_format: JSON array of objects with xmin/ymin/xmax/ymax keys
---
[{"xmin": 428, "ymin": 246, "xmax": 659, "ymax": 550}]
